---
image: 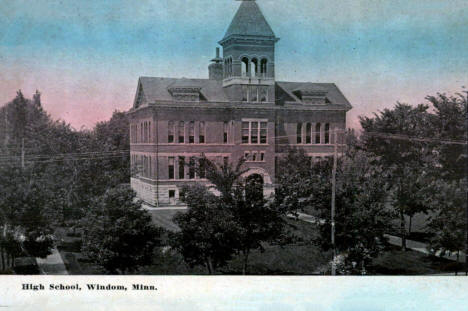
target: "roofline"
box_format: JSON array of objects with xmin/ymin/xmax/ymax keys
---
[{"xmin": 219, "ymin": 34, "xmax": 279, "ymax": 46}]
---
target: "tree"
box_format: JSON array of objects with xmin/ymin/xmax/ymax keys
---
[
  {"xmin": 425, "ymin": 179, "xmax": 466, "ymax": 274},
  {"xmin": 170, "ymin": 184, "xmax": 238, "ymax": 274},
  {"xmin": 275, "ymin": 143, "xmax": 395, "ymax": 274},
  {"xmin": 0, "ymin": 164, "xmax": 56, "ymax": 268},
  {"xmin": 81, "ymin": 185, "xmax": 162, "ymax": 274},
  {"xmin": 425, "ymin": 92, "xmax": 467, "ymax": 180},
  {"xmin": 172, "ymin": 157, "xmax": 288, "ymax": 274},
  {"xmin": 360, "ymin": 103, "xmax": 435, "ymax": 249}
]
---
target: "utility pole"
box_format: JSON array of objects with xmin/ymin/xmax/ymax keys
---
[{"xmin": 331, "ymin": 129, "xmax": 338, "ymax": 275}]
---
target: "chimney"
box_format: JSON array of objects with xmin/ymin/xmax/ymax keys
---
[{"xmin": 209, "ymin": 47, "xmax": 223, "ymax": 81}]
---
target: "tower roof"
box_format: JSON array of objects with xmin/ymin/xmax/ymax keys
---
[{"xmin": 221, "ymin": 0, "xmax": 276, "ymax": 41}]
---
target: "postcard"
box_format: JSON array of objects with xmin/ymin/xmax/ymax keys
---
[{"xmin": 0, "ymin": 0, "xmax": 467, "ymax": 309}]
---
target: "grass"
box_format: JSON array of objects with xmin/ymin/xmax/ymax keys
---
[{"xmin": 370, "ymin": 245, "xmax": 465, "ymax": 275}]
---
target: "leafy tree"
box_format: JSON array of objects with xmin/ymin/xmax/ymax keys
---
[
  {"xmin": 275, "ymin": 144, "xmax": 394, "ymax": 274},
  {"xmin": 425, "ymin": 92, "xmax": 467, "ymax": 180},
  {"xmin": 81, "ymin": 185, "xmax": 162, "ymax": 274},
  {"xmin": 360, "ymin": 103, "xmax": 435, "ymax": 249},
  {"xmin": 173, "ymin": 157, "xmax": 288, "ymax": 274},
  {"xmin": 170, "ymin": 184, "xmax": 238, "ymax": 274},
  {"xmin": 425, "ymin": 179, "xmax": 466, "ymax": 274},
  {"xmin": 0, "ymin": 164, "xmax": 56, "ymax": 265}
]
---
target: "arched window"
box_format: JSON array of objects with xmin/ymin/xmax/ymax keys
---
[
  {"xmin": 261, "ymin": 58, "xmax": 268, "ymax": 77},
  {"xmin": 306, "ymin": 123, "xmax": 311, "ymax": 144},
  {"xmin": 297, "ymin": 122, "xmax": 302, "ymax": 144},
  {"xmin": 199, "ymin": 121, "xmax": 205, "ymax": 143},
  {"xmin": 325, "ymin": 123, "xmax": 330, "ymax": 144},
  {"xmin": 241, "ymin": 57, "xmax": 249, "ymax": 77},
  {"xmin": 315, "ymin": 123, "xmax": 321, "ymax": 144},
  {"xmin": 229, "ymin": 58, "xmax": 233, "ymax": 76},
  {"xmin": 251, "ymin": 58, "xmax": 258, "ymax": 77}
]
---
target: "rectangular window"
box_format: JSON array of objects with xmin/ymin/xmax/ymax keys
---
[
  {"xmin": 259, "ymin": 86, "xmax": 268, "ymax": 102},
  {"xmin": 168, "ymin": 121, "xmax": 174, "ymax": 143},
  {"xmin": 199, "ymin": 121, "xmax": 205, "ymax": 143},
  {"xmin": 168, "ymin": 157, "xmax": 174, "ymax": 179},
  {"xmin": 178, "ymin": 156, "xmax": 185, "ymax": 179},
  {"xmin": 189, "ymin": 157, "xmax": 195, "ymax": 179},
  {"xmin": 223, "ymin": 122, "xmax": 228, "ymax": 144},
  {"xmin": 244, "ymin": 152, "xmax": 250, "ymax": 161},
  {"xmin": 315, "ymin": 123, "xmax": 321, "ymax": 144},
  {"xmin": 250, "ymin": 86, "xmax": 258, "ymax": 102},
  {"xmin": 306, "ymin": 123, "xmax": 311, "ymax": 144},
  {"xmin": 252, "ymin": 152, "xmax": 257, "ymax": 162},
  {"xmin": 189, "ymin": 121, "xmax": 194, "ymax": 144},
  {"xmin": 242, "ymin": 122, "xmax": 249, "ymax": 144},
  {"xmin": 178, "ymin": 121, "xmax": 185, "ymax": 143},
  {"xmin": 260, "ymin": 152, "xmax": 265, "ymax": 162},
  {"xmin": 325, "ymin": 123, "xmax": 330, "ymax": 144},
  {"xmin": 260, "ymin": 122, "xmax": 267, "ymax": 144},
  {"xmin": 169, "ymin": 190, "xmax": 175, "ymax": 198},
  {"xmin": 251, "ymin": 122, "xmax": 258, "ymax": 144},
  {"xmin": 297, "ymin": 123, "xmax": 302, "ymax": 144}
]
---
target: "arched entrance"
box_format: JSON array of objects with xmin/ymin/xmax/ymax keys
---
[
  {"xmin": 241, "ymin": 167, "xmax": 274, "ymax": 199},
  {"xmin": 245, "ymin": 174, "xmax": 264, "ymax": 201}
]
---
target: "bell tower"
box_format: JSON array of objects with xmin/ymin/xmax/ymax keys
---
[{"xmin": 219, "ymin": 0, "xmax": 279, "ymax": 104}]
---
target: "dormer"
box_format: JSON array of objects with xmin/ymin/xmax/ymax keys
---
[
  {"xmin": 167, "ymin": 80, "xmax": 202, "ymax": 102},
  {"xmin": 293, "ymin": 86, "xmax": 329, "ymax": 105}
]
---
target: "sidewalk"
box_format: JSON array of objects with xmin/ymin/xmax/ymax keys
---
[{"xmin": 36, "ymin": 247, "xmax": 68, "ymax": 275}]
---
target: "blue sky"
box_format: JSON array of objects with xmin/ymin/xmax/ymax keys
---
[{"xmin": 0, "ymin": 0, "xmax": 466, "ymax": 128}]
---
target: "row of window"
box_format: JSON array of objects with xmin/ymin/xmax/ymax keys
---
[
  {"xmin": 131, "ymin": 120, "xmax": 334, "ymax": 145},
  {"xmin": 168, "ymin": 156, "xmax": 228, "ymax": 180},
  {"xmin": 223, "ymin": 57, "xmax": 268, "ymax": 78},
  {"xmin": 296, "ymin": 122, "xmax": 331, "ymax": 144},
  {"xmin": 242, "ymin": 85, "xmax": 268, "ymax": 102},
  {"xmin": 130, "ymin": 121, "xmax": 152, "ymax": 143},
  {"xmin": 244, "ymin": 151, "xmax": 265, "ymax": 162},
  {"xmin": 132, "ymin": 154, "xmax": 153, "ymax": 178},
  {"xmin": 133, "ymin": 155, "xmax": 233, "ymax": 180},
  {"xmin": 168, "ymin": 121, "xmax": 205, "ymax": 144},
  {"xmin": 167, "ymin": 121, "xmax": 231, "ymax": 144}
]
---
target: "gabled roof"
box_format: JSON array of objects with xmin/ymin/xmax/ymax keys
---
[
  {"xmin": 135, "ymin": 77, "xmax": 229, "ymax": 106},
  {"xmin": 132, "ymin": 77, "xmax": 351, "ymax": 110},
  {"xmin": 222, "ymin": 0, "xmax": 276, "ymax": 40}
]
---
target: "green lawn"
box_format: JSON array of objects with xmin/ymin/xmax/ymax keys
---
[{"xmin": 370, "ymin": 246, "xmax": 465, "ymax": 275}]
